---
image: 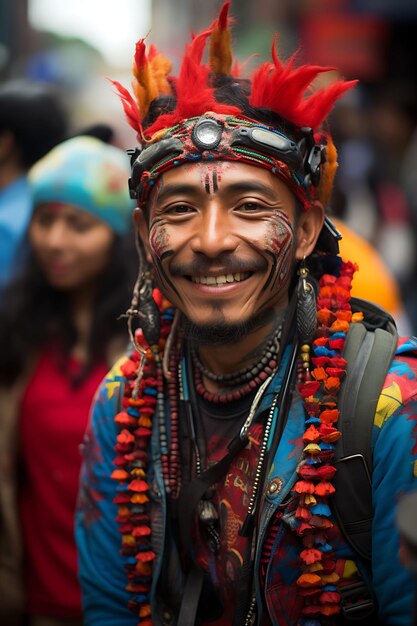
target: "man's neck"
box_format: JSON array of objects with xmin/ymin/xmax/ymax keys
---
[{"xmin": 196, "ymin": 314, "xmax": 283, "ymax": 380}]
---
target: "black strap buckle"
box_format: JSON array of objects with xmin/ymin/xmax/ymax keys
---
[{"xmin": 340, "ymin": 581, "xmax": 376, "ymax": 621}]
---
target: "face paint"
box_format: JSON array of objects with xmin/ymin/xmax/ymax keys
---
[
  {"xmin": 146, "ymin": 177, "xmax": 182, "ymax": 297},
  {"xmin": 149, "ymin": 217, "xmax": 171, "ymax": 259},
  {"xmin": 148, "ymin": 177, "xmax": 173, "ymax": 260},
  {"xmin": 199, "ymin": 162, "xmax": 225, "ymax": 195},
  {"xmin": 262, "ymin": 209, "xmax": 295, "ymax": 293},
  {"xmin": 148, "ymin": 217, "xmax": 181, "ymax": 299}
]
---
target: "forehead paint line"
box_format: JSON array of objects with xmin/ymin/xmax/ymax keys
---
[
  {"xmin": 204, "ymin": 173, "xmax": 210, "ymax": 195},
  {"xmin": 199, "ymin": 162, "xmax": 223, "ymax": 194}
]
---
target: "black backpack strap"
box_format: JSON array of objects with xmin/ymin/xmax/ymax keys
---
[
  {"xmin": 332, "ymin": 299, "xmax": 398, "ymax": 622},
  {"xmin": 177, "ymin": 565, "xmax": 204, "ymax": 626},
  {"xmin": 333, "ymin": 300, "xmax": 398, "ymax": 560}
]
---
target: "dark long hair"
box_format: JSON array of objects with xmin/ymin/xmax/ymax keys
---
[{"xmin": 0, "ymin": 232, "xmax": 137, "ymax": 386}]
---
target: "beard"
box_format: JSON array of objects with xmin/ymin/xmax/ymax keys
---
[{"xmin": 181, "ymin": 306, "xmax": 276, "ymax": 346}]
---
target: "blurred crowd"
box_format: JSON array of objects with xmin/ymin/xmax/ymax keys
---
[
  {"xmin": 0, "ymin": 79, "xmax": 137, "ymax": 625},
  {"xmin": 330, "ymin": 78, "xmax": 417, "ymax": 335}
]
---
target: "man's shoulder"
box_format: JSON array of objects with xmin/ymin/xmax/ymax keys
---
[
  {"xmin": 388, "ymin": 337, "xmax": 417, "ymax": 393},
  {"xmin": 93, "ymin": 353, "xmax": 131, "ymax": 406},
  {"xmin": 374, "ymin": 337, "xmax": 417, "ymax": 430}
]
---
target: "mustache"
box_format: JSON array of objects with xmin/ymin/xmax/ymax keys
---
[{"xmin": 170, "ymin": 253, "xmax": 267, "ymax": 276}]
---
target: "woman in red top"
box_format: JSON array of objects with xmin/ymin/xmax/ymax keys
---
[{"xmin": 0, "ymin": 133, "xmax": 136, "ymax": 626}]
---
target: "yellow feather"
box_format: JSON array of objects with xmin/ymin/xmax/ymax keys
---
[{"xmin": 209, "ymin": 23, "xmax": 232, "ymax": 75}]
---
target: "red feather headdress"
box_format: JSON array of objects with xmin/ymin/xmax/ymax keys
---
[{"xmin": 113, "ymin": 1, "xmax": 357, "ymax": 206}]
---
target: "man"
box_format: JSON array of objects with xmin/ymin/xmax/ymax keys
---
[
  {"xmin": 75, "ymin": 4, "xmax": 417, "ymax": 625},
  {"xmin": 0, "ymin": 79, "xmax": 67, "ymax": 290}
]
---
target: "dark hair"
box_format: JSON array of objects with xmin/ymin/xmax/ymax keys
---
[
  {"xmin": 71, "ymin": 123, "xmax": 115, "ymax": 144},
  {"xmin": 0, "ymin": 80, "xmax": 68, "ymax": 168},
  {"xmin": 0, "ymin": 233, "xmax": 137, "ymax": 386}
]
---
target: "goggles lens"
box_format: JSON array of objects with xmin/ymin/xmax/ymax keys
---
[{"xmin": 192, "ymin": 119, "xmax": 223, "ymax": 150}]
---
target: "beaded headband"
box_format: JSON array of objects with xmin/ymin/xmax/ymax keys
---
[{"xmin": 128, "ymin": 113, "xmax": 326, "ymax": 211}]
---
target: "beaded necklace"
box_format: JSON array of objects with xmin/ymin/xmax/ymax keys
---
[
  {"xmin": 191, "ymin": 325, "xmax": 282, "ymax": 403},
  {"xmin": 294, "ymin": 259, "xmax": 362, "ymax": 624}
]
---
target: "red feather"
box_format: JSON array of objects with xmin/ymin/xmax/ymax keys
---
[
  {"xmin": 250, "ymin": 39, "xmax": 357, "ymax": 129},
  {"xmin": 134, "ymin": 39, "xmax": 146, "ymax": 70},
  {"xmin": 297, "ymin": 80, "xmax": 358, "ymax": 129},
  {"xmin": 207, "ymin": 1, "xmax": 234, "ymax": 31},
  {"xmin": 218, "ymin": 1, "xmax": 230, "ymax": 30},
  {"xmin": 109, "ymin": 79, "xmax": 142, "ymax": 135}
]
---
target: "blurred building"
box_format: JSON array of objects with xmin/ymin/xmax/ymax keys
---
[
  {"xmin": 0, "ymin": 0, "xmax": 34, "ymax": 77},
  {"xmin": 150, "ymin": 0, "xmax": 417, "ymax": 86}
]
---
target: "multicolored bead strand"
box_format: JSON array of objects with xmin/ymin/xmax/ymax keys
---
[
  {"xmin": 110, "ymin": 289, "xmax": 179, "ymax": 625},
  {"xmin": 294, "ymin": 260, "xmax": 363, "ymax": 624}
]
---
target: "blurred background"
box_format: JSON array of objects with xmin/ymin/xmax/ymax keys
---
[{"xmin": 1, "ymin": 0, "xmax": 417, "ymax": 332}]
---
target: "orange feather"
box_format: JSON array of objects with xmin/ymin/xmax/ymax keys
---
[{"xmin": 208, "ymin": 1, "xmax": 233, "ymax": 75}]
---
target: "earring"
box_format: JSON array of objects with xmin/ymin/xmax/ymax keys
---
[
  {"xmin": 296, "ymin": 257, "xmax": 317, "ymax": 380},
  {"xmin": 136, "ymin": 270, "xmax": 161, "ymax": 349},
  {"xmin": 122, "ymin": 230, "xmax": 161, "ymax": 354},
  {"xmin": 124, "ymin": 270, "xmax": 160, "ymax": 355}
]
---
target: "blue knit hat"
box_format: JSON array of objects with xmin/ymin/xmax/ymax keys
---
[{"xmin": 29, "ymin": 136, "xmax": 135, "ymax": 234}]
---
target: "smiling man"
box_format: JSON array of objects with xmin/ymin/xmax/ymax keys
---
[
  {"xmin": 75, "ymin": 4, "xmax": 417, "ymax": 626},
  {"xmin": 137, "ymin": 161, "xmax": 322, "ymax": 343}
]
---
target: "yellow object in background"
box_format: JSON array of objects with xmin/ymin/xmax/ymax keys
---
[{"xmin": 333, "ymin": 218, "xmax": 410, "ymax": 335}]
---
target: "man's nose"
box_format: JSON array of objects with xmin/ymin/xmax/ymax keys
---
[{"xmin": 191, "ymin": 205, "xmax": 238, "ymax": 258}]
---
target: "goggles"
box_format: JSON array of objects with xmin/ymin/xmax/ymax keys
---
[{"xmin": 128, "ymin": 114, "xmax": 327, "ymax": 211}]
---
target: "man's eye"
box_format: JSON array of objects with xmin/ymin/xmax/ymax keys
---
[
  {"xmin": 238, "ymin": 202, "xmax": 263, "ymax": 212},
  {"xmin": 167, "ymin": 204, "xmax": 194, "ymax": 215}
]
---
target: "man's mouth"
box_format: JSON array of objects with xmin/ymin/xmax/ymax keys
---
[{"xmin": 189, "ymin": 271, "xmax": 252, "ymax": 285}]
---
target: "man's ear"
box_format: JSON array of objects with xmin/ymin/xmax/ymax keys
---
[
  {"xmin": 134, "ymin": 208, "xmax": 152, "ymax": 264},
  {"xmin": 295, "ymin": 201, "xmax": 325, "ymax": 261}
]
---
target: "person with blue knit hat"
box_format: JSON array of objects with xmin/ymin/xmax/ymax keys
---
[
  {"xmin": 29, "ymin": 136, "xmax": 133, "ymax": 236},
  {"xmin": 0, "ymin": 135, "xmax": 136, "ymax": 626}
]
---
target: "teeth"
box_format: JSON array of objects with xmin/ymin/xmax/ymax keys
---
[{"xmin": 191, "ymin": 272, "xmax": 250, "ymax": 285}]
